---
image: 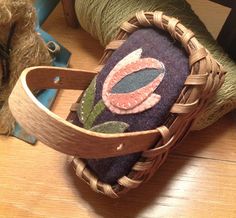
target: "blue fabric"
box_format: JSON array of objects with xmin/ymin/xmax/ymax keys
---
[{"xmin": 35, "ymin": 0, "xmax": 59, "ymax": 26}]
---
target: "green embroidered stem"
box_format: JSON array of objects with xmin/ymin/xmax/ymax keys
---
[
  {"xmin": 91, "ymin": 121, "xmax": 129, "ymax": 133},
  {"xmin": 77, "ymin": 77, "xmax": 97, "ymax": 124},
  {"xmin": 84, "ymin": 100, "xmax": 106, "ymax": 129}
]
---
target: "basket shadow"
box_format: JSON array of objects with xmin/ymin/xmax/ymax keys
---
[
  {"xmin": 65, "ymin": 113, "xmax": 234, "ymax": 218},
  {"xmin": 66, "ymin": 155, "xmax": 190, "ymax": 218},
  {"xmin": 172, "ymin": 112, "xmax": 235, "ymax": 159}
]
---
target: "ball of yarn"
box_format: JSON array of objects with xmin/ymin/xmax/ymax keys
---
[
  {"xmin": 75, "ymin": 0, "xmax": 236, "ymax": 130},
  {"xmin": 0, "ymin": 0, "xmax": 51, "ymax": 134}
]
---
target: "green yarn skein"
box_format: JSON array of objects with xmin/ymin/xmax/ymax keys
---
[{"xmin": 75, "ymin": 0, "xmax": 236, "ymax": 130}]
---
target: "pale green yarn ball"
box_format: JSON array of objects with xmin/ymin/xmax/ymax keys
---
[
  {"xmin": 75, "ymin": 0, "xmax": 236, "ymax": 130},
  {"xmin": 75, "ymin": 0, "xmax": 215, "ymax": 47}
]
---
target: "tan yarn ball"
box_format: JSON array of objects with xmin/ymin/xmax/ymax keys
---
[{"xmin": 0, "ymin": 0, "xmax": 51, "ymax": 134}]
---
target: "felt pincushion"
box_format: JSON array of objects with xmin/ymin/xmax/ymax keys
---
[{"xmin": 67, "ymin": 12, "xmax": 225, "ymax": 197}]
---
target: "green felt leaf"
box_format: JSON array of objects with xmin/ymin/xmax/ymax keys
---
[
  {"xmin": 91, "ymin": 121, "xmax": 129, "ymax": 133},
  {"xmin": 84, "ymin": 100, "xmax": 106, "ymax": 129},
  {"xmin": 77, "ymin": 77, "xmax": 97, "ymax": 124}
]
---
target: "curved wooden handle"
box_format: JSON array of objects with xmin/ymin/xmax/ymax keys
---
[{"xmin": 8, "ymin": 66, "xmax": 161, "ymax": 158}]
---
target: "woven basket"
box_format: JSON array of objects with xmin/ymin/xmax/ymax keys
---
[{"xmin": 9, "ymin": 11, "xmax": 226, "ymax": 198}]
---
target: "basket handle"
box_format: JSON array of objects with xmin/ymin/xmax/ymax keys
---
[{"xmin": 8, "ymin": 66, "xmax": 162, "ymax": 158}]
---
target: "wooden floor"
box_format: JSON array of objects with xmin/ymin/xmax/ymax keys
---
[{"xmin": 1, "ymin": 2, "xmax": 235, "ymax": 218}]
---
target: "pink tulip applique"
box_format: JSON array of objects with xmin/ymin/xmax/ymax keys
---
[{"xmin": 102, "ymin": 48, "xmax": 165, "ymax": 114}]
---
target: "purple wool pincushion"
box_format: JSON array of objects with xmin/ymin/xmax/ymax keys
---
[{"xmin": 67, "ymin": 27, "xmax": 189, "ymax": 184}]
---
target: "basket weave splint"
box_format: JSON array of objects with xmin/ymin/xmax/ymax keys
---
[{"xmin": 9, "ymin": 11, "xmax": 226, "ymax": 198}]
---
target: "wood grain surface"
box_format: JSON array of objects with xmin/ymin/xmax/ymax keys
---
[
  {"xmin": 187, "ymin": 0, "xmax": 230, "ymax": 38},
  {"xmin": 1, "ymin": 2, "xmax": 235, "ymax": 218}
]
